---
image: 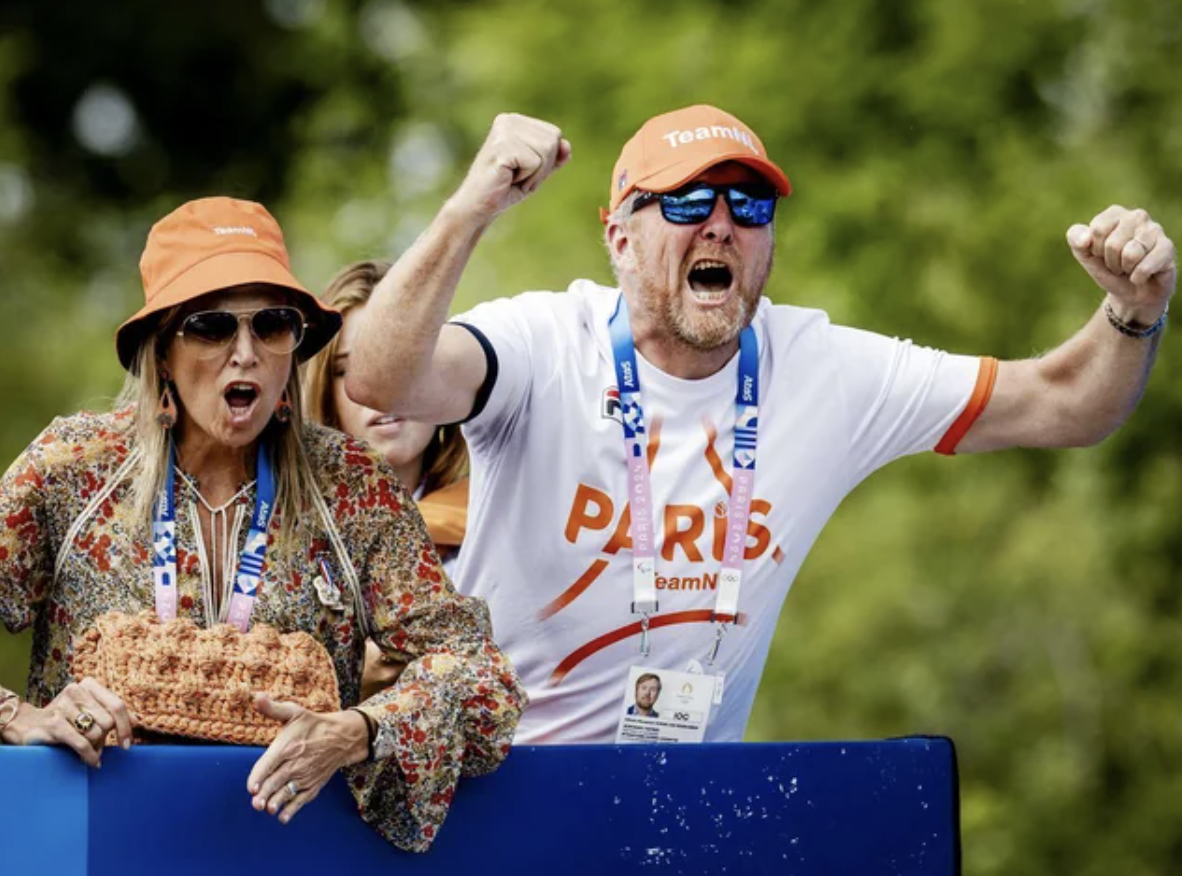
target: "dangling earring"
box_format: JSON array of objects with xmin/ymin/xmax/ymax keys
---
[
  {"xmin": 275, "ymin": 389, "xmax": 293, "ymax": 424},
  {"xmin": 156, "ymin": 367, "xmax": 177, "ymax": 429}
]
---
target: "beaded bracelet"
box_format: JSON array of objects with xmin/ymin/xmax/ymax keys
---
[{"xmin": 1104, "ymin": 301, "xmax": 1169, "ymax": 339}]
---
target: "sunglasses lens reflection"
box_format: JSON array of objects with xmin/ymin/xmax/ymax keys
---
[
  {"xmin": 728, "ymin": 189, "xmax": 777, "ymax": 227},
  {"xmin": 662, "ymin": 188, "xmax": 718, "ymax": 224},
  {"xmin": 657, "ymin": 185, "xmax": 777, "ymax": 228}
]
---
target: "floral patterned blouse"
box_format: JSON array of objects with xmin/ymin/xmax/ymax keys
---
[{"xmin": 0, "ymin": 407, "xmax": 526, "ymax": 852}]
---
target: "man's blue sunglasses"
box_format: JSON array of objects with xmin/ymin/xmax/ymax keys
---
[{"xmin": 630, "ymin": 182, "xmax": 778, "ymax": 228}]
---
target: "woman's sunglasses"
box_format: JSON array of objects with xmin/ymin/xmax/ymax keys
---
[
  {"xmin": 630, "ymin": 182, "xmax": 778, "ymax": 228},
  {"xmin": 176, "ymin": 306, "xmax": 307, "ymax": 358}
]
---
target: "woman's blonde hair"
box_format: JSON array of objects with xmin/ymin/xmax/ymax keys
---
[
  {"xmin": 115, "ymin": 305, "xmax": 319, "ymax": 543},
  {"xmin": 303, "ymin": 260, "xmax": 468, "ymax": 496}
]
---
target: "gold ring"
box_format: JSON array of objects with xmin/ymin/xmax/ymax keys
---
[{"xmin": 73, "ymin": 708, "xmax": 96, "ymax": 734}]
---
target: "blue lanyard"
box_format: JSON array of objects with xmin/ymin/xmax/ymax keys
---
[
  {"xmin": 152, "ymin": 441, "xmax": 276, "ymax": 632},
  {"xmin": 608, "ymin": 293, "xmax": 760, "ymax": 660}
]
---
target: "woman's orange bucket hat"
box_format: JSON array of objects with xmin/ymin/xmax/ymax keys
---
[{"xmin": 116, "ymin": 197, "xmax": 341, "ymax": 371}]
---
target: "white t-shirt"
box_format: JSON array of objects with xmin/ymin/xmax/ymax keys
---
[{"xmin": 454, "ymin": 280, "xmax": 993, "ymax": 744}]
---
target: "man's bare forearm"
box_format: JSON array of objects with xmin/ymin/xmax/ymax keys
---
[
  {"xmin": 1033, "ymin": 301, "xmax": 1162, "ymax": 447},
  {"xmin": 960, "ymin": 206, "xmax": 1173, "ymax": 454},
  {"xmin": 346, "ymin": 114, "xmax": 571, "ymax": 421},
  {"xmin": 346, "ymin": 200, "xmax": 491, "ymax": 415}
]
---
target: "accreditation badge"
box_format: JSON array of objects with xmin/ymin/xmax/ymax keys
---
[{"xmin": 614, "ymin": 666, "xmax": 717, "ymax": 744}]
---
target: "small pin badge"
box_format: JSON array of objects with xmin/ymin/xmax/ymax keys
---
[{"xmin": 314, "ymin": 557, "xmax": 344, "ymax": 611}]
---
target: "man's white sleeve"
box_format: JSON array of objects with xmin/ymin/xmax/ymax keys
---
[
  {"xmin": 450, "ymin": 294, "xmax": 541, "ymax": 457},
  {"xmin": 830, "ymin": 324, "xmax": 995, "ymax": 487}
]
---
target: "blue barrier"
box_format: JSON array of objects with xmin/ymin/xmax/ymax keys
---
[{"xmin": 1, "ymin": 738, "xmax": 959, "ymax": 874}]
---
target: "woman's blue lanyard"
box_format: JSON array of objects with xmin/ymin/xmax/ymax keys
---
[
  {"xmin": 608, "ymin": 294, "xmax": 760, "ymax": 663},
  {"xmin": 152, "ymin": 442, "xmax": 277, "ymax": 632}
]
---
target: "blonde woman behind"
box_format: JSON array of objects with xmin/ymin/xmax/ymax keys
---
[{"xmin": 305, "ymin": 261, "xmax": 470, "ymax": 699}]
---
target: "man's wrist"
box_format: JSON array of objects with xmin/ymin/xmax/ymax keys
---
[
  {"xmin": 438, "ymin": 193, "xmax": 497, "ymax": 241},
  {"xmin": 1104, "ymin": 295, "xmax": 1168, "ymax": 329},
  {"xmin": 1103, "ymin": 296, "xmax": 1169, "ymax": 340}
]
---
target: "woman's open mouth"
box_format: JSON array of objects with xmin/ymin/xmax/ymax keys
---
[{"xmin": 223, "ymin": 382, "xmax": 260, "ymax": 424}]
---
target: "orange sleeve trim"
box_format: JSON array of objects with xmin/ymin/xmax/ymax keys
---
[{"xmin": 934, "ymin": 356, "xmax": 998, "ymax": 456}]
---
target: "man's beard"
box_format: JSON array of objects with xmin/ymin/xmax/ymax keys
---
[
  {"xmin": 634, "ymin": 247, "xmax": 772, "ymax": 352},
  {"xmin": 661, "ymin": 285, "xmax": 758, "ymax": 351}
]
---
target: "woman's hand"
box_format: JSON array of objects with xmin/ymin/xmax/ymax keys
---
[
  {"xmin": 246, "ymin": 693, "xmax": 371, "ymax": 824},
  {"xmin": 0, "ymin": 677, "xmax": 135, "ymax": 766}
]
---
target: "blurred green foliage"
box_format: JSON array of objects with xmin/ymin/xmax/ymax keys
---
[{"xmin": 2, "ymin": 1, "xmax": 1181, "ymax": 872}]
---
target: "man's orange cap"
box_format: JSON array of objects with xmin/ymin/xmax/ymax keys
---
[
  {"xmin": 116, "ymin": 197, "xmax": 341, "ymax": 371},
  {"xmin": 604, "ymin": 104, "xmax": 792, "ymax": 218}
]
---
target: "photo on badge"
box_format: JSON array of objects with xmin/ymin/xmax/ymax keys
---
[
  {"xmin": 627, "ymin": 670, "xmax": 664, "ymax": 719},
  {"xmin": 615, "ymin": 666, "xmax": 717, "ymax": 745}
]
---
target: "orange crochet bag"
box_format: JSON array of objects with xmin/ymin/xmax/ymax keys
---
[{"xmin": 73, "ymin": 610, "xmax": 340, "ymax": 745}]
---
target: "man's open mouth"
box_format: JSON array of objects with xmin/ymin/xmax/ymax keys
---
[{"xmin": 687, "ymin": 260, "xmax": 734, "ymax": 301}]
